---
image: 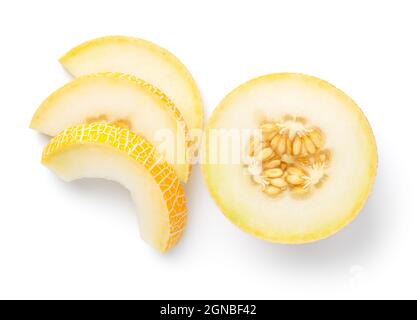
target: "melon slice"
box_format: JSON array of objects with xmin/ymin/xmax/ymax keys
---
[
  {"xmin": 30, "ymin": 72, "xmax": 191, "ymax": 182},
  {"xmin": 42, "ymin": 122, "xmax": 187, "ymax": 252},
  {"xmin": 60, "ymin": 35, "xmax": 203, "ymax": 132},
  {"xmin": 202, "ymin": 73, "xmax": 377, "ymax": 244}
]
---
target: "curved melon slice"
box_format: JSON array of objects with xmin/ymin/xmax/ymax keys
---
[
  {"xmin": 42, "ymin": 122, "xmax": 187, "ymax": 252},
  {"xmin": 202, "ymin": 73, "xmax": 377, "ymax": 244},
  {"xmin": 30, "ymin": 72, "xmax": 191, "ymax": 182},
  {"xmin": 60, "ymin": 35, "xmax": 203, "ymax": 132}
]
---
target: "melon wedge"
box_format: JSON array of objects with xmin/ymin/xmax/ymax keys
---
[
  {"xmin": 202, "ymin": 73, "xmax": 377, "ymax": 244},
  {"xmin": 42, "ymin": 122, "xmax": 187, "ymax": 252},
  {"xmin": 30, "ymin": 72, "xmax": 191, "ymax": 182},
  {"xmin": 60, "ymin": 35, "xmax": 203, "ymax": 132}
]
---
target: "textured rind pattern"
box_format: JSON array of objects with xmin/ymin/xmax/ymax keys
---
[
  {"xmin": 42, "ymin": 122, "xmax": 187, "ymax": 252},
  {"xmin": 98, "ymin": 72, "xmax": 195, "ymax": 158}
]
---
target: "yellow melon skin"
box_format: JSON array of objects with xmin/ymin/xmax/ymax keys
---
[
  {"xmin": 202, "ymin": 73, "xmax": 377, "ymax": 244},
  {"xmin": 43, "ymin": 122, "xmax": 187, "ymax": 252},
  {"xmin": 60, "ymin": 35, "xmax": 204, "ymax": 132}
]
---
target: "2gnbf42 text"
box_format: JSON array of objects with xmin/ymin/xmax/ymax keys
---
[{"xmin": 160, "ymin": 304, "xmax": 257, "ymax": 317}]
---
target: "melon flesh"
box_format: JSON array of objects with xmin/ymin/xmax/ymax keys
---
[
  {"xmin": 43, "ymin": 123, "xmax": 187, "ymax": 252},
  {"xmin": 202, "ymin": 73, "xmax": 377, "ymax": 243},
  {"xmin": 60, "ymin": 36, "xmax": 203, "ymax": 132},
  {"xmin": 30, "ymin": 72, "xmax": 191, "ymax": 182},
  {"xmin": 48, "ymin": 145, "xmax": 171, "ymax": 249}
]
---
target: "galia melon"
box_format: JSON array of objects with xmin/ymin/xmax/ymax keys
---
[
  {"xmin": 31, "ymin": 72, "xmax": 191, "ymax": 182},
  {"xmin": 60, "ymin": 36, "xmax": 204, "ymax": 133},
  {"xmin": 202, "ymin": 73, "xmax": 377, "ymax": 243},
  {"xmin": 42, "ymin": 122, "xmax": 187, "ymax": 252}
]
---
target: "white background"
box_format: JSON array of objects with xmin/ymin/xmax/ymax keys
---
[{"xmin": 0, "ymin": 0, "xmax": 416, "ymax": 300}]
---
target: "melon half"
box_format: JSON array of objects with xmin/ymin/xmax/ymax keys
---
[
  {"xmin": 202, "ymin": 73, "xmax": 377, "ymax": 243},
  {"xmin": 60, "ymin": 36, "xmax": 204, "ymax": 132}
]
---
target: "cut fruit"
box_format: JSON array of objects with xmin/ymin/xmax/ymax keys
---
[
  {"xmin": 60, "ymin": 35, "xmax": 203, "ymax": 132},
  {"xmin": 30, "ymin": 72, "xmax": 191, "ymax": 182},
  {"xmin": 202, "ymin": 73, "xmax": 377, "ymax": 244},
  {"xmin": 42, "ymin": 122, "xmax": 187, "ymax": 252}
]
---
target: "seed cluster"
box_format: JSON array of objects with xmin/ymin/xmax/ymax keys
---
[{"xmin": 245, "ymin": 116, "xmax": 330, "ymax": 197}]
